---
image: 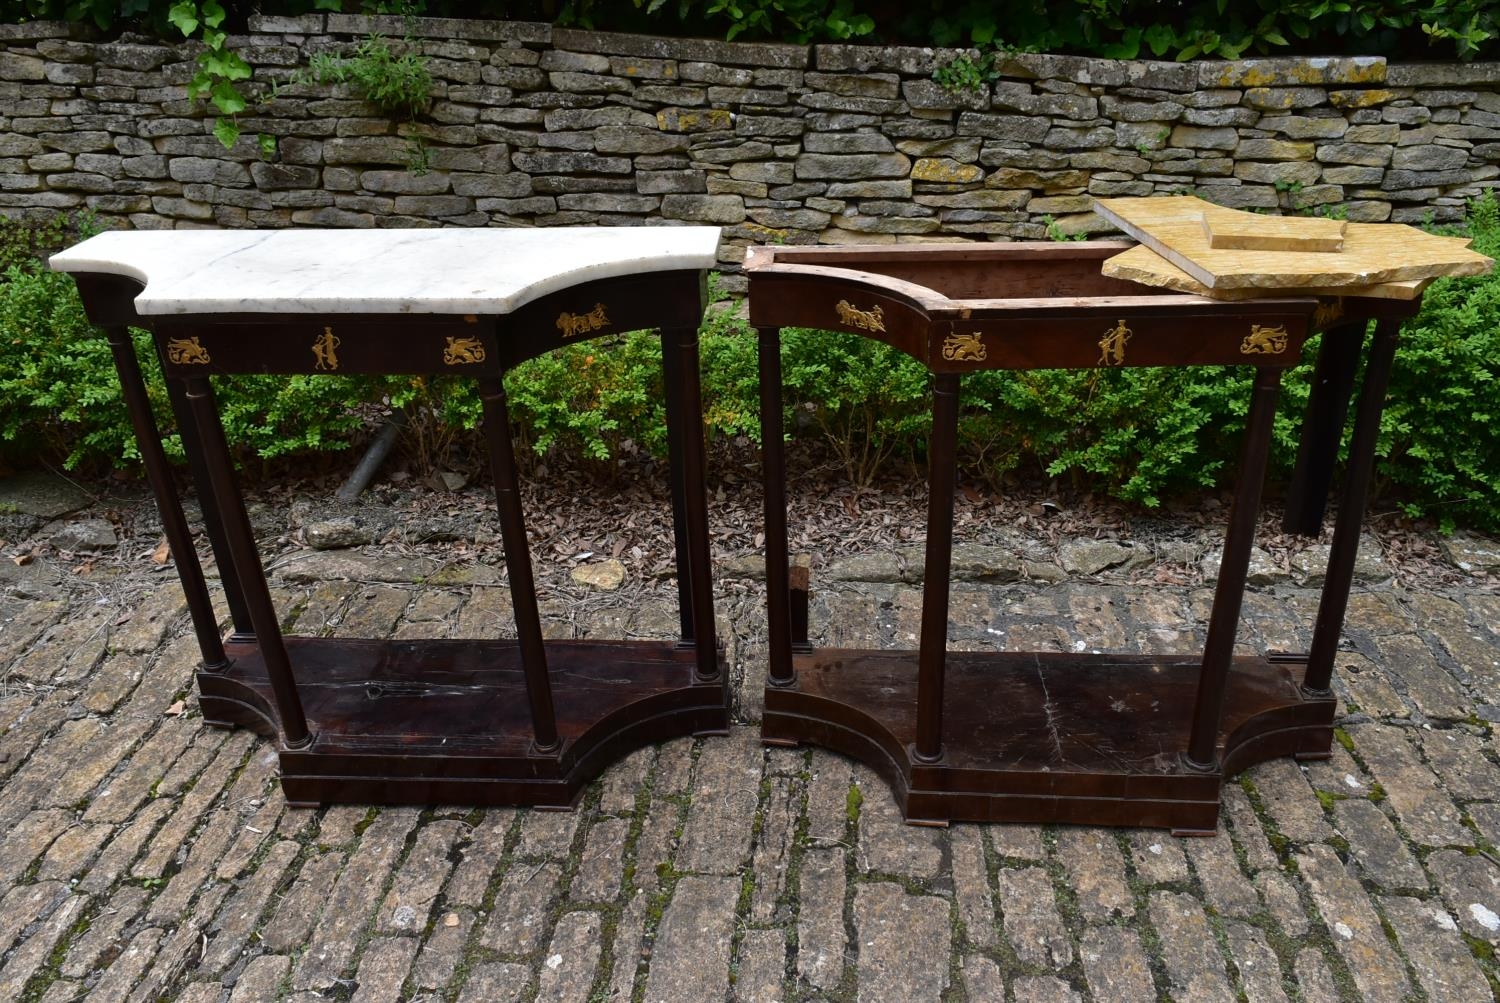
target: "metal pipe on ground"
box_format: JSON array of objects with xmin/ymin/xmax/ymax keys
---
[{"xmin": 336, "ymin": 408, "xmax": 408, "ymax": 504}]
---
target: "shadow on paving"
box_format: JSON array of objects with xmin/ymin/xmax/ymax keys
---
[{"xmin": 1, "ymin": 475, "xmax": 1499, "ymax": 1003}]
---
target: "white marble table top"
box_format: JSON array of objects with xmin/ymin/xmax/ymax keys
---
[{"xmin": 50, "ymin": 227, "xmax": 722, "ymax": 316}]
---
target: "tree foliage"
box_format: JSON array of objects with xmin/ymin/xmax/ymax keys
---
[{"xmin": 2, "ymin": 0, "xmax": 1497, "ymax": 59}]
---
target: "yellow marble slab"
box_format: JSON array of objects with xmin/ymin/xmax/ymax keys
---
[
  {"xmin": 1202, "ymin": 212, "xmax": 1345, "ymax": 252},
  {"xmin": 1101, "ymin": 244, "xmax": 1428, "ymax": 301},
  {"xmin": 1093, "ymin": 195, "xmax": 1491, "ymax": 290}
]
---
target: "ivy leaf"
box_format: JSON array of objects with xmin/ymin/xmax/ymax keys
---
[
  {"xmin": 167, "ymin": 1, "xmax": 199, "ymax": 36},
  {"xmin": 213, "ymin": 116, "xmax": 240, "ymax": 150},
  {"xmin": 66, "ymin": 0, "xmax": 114, "ymax": 29},
  {"xmin": 186, "ymin": 69, "xmax": 212, "ymax": 100},
  {"xmin": 226, "ymin": 50, "xmax": 254, "ymax": 80},
  {"xmin": 1143, "ymin": 23, "xmax": 1177, "ymax": 56},
  {"xmin": 1219, "ymin": 37, "xmax": 1249, "ymax": 58},
  {"xmin": 202, "ymin": 48, "xmax": 253, "ymax": 81},
  {"xmin": 314, "ymin": 0, "xmax": 341, "ymax": 9},
  {"xmin": 201, "ymin": 0, "xmax": 226, "ymax": 28},
  {"xmin": 258, "ymin": 133, "xmax": 278, "ymax": 160},
  {"xmin": 1098, "ymin": 26, "xmax": 1142, "ymax": 59},
  {"xmin": 210, "ymin": 79, "xmax": 247, "ymax": 116}
]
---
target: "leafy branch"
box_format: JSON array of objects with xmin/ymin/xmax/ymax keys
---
[
  {"xmin": 168, "ymin": 0, "xmax": 341, "ymax": 149},
  {"xmin": 169, "ymin": 1, "xmax": 249, "ymax": 148}
]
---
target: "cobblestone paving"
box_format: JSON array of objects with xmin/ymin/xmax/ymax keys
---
[{"xmin": 3, "ymin": 498, "xmax": 1500, "ymax": 1002}]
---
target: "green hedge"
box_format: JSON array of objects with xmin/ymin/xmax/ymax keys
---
[
  {"xmin": 0, "ymin": 216, "xmax": 373, "ymax": 471},
  {"xmin": 4, "ymin": 197, "xmax": 1500, "ymax": 530}
]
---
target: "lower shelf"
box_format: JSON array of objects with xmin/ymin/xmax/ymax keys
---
[
  {"xmin": 762, "ymin": 649, "xmax": 1333, "ymax": 833},
  {"xmin": 198, "ymin": 635, "xmax": 729, "ymax": 808}
]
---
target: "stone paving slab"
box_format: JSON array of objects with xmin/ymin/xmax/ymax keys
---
[{"xmin": 2, "ymin": 494, "xmax": 1499, "ymax": 1002}]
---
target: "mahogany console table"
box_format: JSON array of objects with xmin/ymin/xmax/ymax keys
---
[
  {"xmin": 745, "ymin": 240, "xmax": 1423, "ymax": 833},
  {"xmin": 53, "ymin": 227, "xmax": 728, "ymax": 808}
]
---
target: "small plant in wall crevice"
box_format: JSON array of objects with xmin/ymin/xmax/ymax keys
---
[
  {"xmin": 302, "ymin": 33, "xmax": 435, "ymax": 121},
  {"xmin": 932, "ymin": 48, "xmax": 1001, "ymax": 93}
]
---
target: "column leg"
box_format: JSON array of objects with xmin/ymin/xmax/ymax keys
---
[
  {"xmin": 758, "ymin": 327, "xmax": 795, "ymax": 687},
  {"xmin": 182, "ymin": 375, "xmax": 311, "ymax": 749},
  {"xmin": 479, "ymin": 376, "xmax": 560, "ymax": 754},
  {"xmin": 915, "ymin": 374, "xmax": 961, "ymax": 765},
  {"xmin": 1283, "ymin": 321, "xmax": 1363, "ymax": 536},
  {"xmin": 106, "ymin": 329, "xmax": 227, "ymax": 669},
  {"xmin": 163, "ymin": 371, "xmax": 253, "ymax": 638},
  {"xmin": 1304, "ymin": 318, "xmax": 1401, "ymax": 694},
  {"xmin": 1185, "ymin": 367, "xmax": 1283, "ymax": 770},
  {"xmin": 659, "ymin": 328, "xmax": 696, "ymax": 642},
  {"xmin": 663, "ymin": 327, "xmax": 721, "ymax": 682}
]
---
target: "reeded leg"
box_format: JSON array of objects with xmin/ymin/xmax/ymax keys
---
[
  {"xmin": 479, "ymin": 376, "xmax": 560, "ymax": 754},
  {"xmin": 915, "ymin": 374, "xmax": 961, "ymax": 764},
  {"xmin": 106, "ymin": 329, "xmax": 227, "ymax": 670},
  {"xmin": 662, "ymin": 327, "xmax": 720, "ymax": 682},
  {"xmin": 660, "ymin": 329, "xmax": 696, "ymax": 642},
  {"xmin": 757, "ymin": 327, "xmax": 795, "ymax": 687},
  {"xmin": 1185, "ymin": 367, "xmax": 1282, "ymax": 770},
  {"xmin": 182, "ymin": 375, "xmax": 311, "ymax": 749},
  {"xmin": 163, "ymin": 372, "xmax": 253, "ymax": 637},
  {"xmin": 1304, "ymin": 319, "xmax": 1401, "ymax": 695},
  {"xmin": 1283, "ymin": 321, "xmax": 1363, "ymax": 536}
]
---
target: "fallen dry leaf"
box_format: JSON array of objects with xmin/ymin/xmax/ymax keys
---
[
  {"xmin": 164, "ymin": 700, "xmax": 186, "ymax": 717},
  {"xmin": 12, "ymin": 553, "xmax": 32, "ymax": 566},
  {"xmin": 151, "ymin": 537, "xmax": 171, "ymax": 565}
]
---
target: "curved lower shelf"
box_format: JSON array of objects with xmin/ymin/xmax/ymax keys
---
[
  {"xmin": 762, "ymin": 649, "xmax": 1333, "ymax": 834},
  {"xmin": 199, "ymin": 635, "xmax": 729, "ymax": 808}
]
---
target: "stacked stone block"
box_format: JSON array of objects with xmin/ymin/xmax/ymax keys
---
[{"xmin": 3, "ymin": 16, "xmax": 1499, "ymax": 289}]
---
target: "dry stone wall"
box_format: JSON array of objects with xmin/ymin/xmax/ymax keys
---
[{"xmin": 3, "ymin": 14, "xmax": 1500, "ymax": 289}]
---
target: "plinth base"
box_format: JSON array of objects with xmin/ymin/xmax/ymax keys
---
[
  {"xmin": 762, "ymin": 650, "xmax": 1333, "ymax": 833},
  {"xmin": 199, "ymin": 636, "xmax": 729, "ymax": 808}
]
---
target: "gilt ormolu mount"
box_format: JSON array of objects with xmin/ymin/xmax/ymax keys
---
[
  {"xmin": 746, "ymin": 201, "xmax": 1491, "ymax": 832},
  {"xmin": 52, "ymin": 227, "xmax": 729, "ymax": 809}
]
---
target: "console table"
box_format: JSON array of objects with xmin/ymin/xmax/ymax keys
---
[
  {"xmin": 745, "ymin": 240, "xmax": 1428, "ymax": 834},
  {"xmin": 53, "ymin": 227, "xmax": 728, "ymax": 808}
]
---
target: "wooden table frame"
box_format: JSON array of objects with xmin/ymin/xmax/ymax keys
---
[
  {"xmin": 746, "ymin": 241, "xmax": 1421, "ymax": 833},
  {"xmin": 70, "ymin": 267, "xmax": 729, "ymax": 809}
]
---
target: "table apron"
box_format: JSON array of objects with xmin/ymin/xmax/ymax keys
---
[{"xmin": 153, "ymin": 315, "xmax": 502, "ymax": 377}]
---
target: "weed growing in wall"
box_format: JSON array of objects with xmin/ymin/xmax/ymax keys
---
[{"xmin": 303, "ymin": 33, "xmax": 434, "ymax": 120}]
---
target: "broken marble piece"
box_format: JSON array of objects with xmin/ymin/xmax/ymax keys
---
[{"xmin": 1094, "ymin": 195, "xmax": 1491, "ymax": 292}]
